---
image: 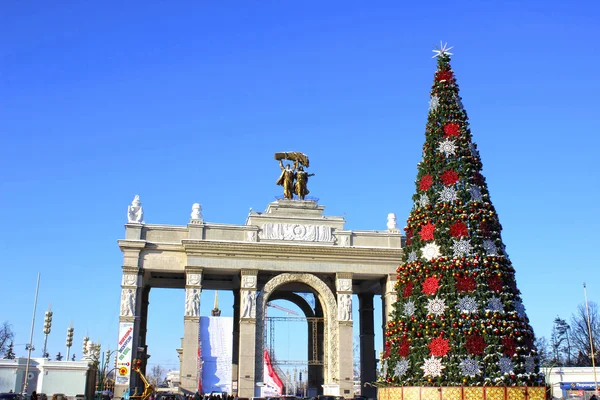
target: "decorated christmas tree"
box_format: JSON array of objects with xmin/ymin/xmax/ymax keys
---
[{"xmin": 382, "ymin": 44, "xmax": 541, "ymax": 388}]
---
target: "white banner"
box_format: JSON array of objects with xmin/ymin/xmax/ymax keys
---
[
  {"xmin": 201, "ymin": 316, "xmax": 233, "ymax": 394},
  {"xmin": 116, "ymin": 322, "xmax": 134, "ymax": 386}
]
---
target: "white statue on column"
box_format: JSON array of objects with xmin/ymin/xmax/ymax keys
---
[
  {"xmin": 241, "ymin": 290, "xmax": 256, "ymax": 318},
  {"xmin": 190, "ymin": 203, "xmax": 203, "ymax": 222},
  {"xmin": 120, "ymin": 288, "xmax": 135, "ymax": 317},
  {"xmin": 127, "ymin": 195, "xmax": 144, "ymax": 223},
  {"xmin": 185, "ymin": 288, "xmax": 201, "ymax": 317},
  {"xmin": 387, "ymin": 213, "xmax": 398, "ymax": 231},
  {"xmin": 338, "ymin": 293, "xmax": 352, "ymax": 321}
]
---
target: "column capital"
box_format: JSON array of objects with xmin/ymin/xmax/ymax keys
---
[
  {"xmin": 241, "ymin": 269, "xmax": 258, "ymax": 276},
  {"xmin": 185, "ymin": 268, "xmax": 203, "ymax": 287},
  {"xmin": 336, "ymin": 272, "xmax": 353, "ymax": 280},
  {"xmin": 336, "ymin": 273, "xmax": 353, "ymax": 293}
]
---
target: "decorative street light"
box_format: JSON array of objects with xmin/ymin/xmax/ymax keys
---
[
  {"xmin": 66, "ymin": 323, "xmax": 74, "ymax": 361},
  {"xmin": 97, "ymin": 348, "xmax": 118, "ymax": 397},
  {"xmin": 42, "ymin": 304, "xmax": 53, "ymax": 358},
  {"xmin": 82, "ymin": 335, "xmax": 90, "ymax": 360}
]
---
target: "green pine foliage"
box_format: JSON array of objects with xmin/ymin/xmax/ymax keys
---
[{"xmin": 382, "ymin": 52, "xmax": 540, "ymax": 387}]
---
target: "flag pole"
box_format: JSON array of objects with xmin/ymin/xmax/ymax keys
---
[
  {"xmin": 22, "ymin": 273, "xmax": 41, "ymax": 395},
  {"xmin": 584, "ymin": 283, "xmax": 598, "ymax": 395}
]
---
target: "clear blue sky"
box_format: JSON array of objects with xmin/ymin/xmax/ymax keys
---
[{"xmin": 2, "ymin": 0, "xmax": 599, "ymax": 371}]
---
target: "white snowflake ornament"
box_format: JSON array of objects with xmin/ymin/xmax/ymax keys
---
[
  {"xmin": 394, "ymin": 359, "xmax": 410, "ymax": 377},
  {"xmin": 498, "ymin": 357, "xmax": 514, "ymax": 374},
  {"xmin": 456, "ymin": 296, "xmax": 478, "ymax": 314},
  {"xmin": 453, "ymin": 239, "xmax": 473, "ymax": 258},
  {"xmin": 455, "ymin": 95, "xmax": 464, "ymax": 109},
  {"xmin": 524, "ymin": 356, "xmax": 536, "ymax": 373},
  {"xmin": 438, "ymin": 186, "xmax": 458, "ymax": 203},
  {"xmin": 469, "ymin": 143, "xmax": 479, "ymax": 157},
  {"xmin": 407, "ymin": 251, "xmax": 418, "ymax": 263},
  {"xmin": 429, "ymin": 95, "xmax": 440, "ymax": 112},
  {"xmin": 426, "ymin": 296, "xmax": 448, "ymax": 317},
  {"xmin": 513, "ymin": 300, "xmax": 526, "ymax": 319},
  {"xmin": 417, "ymin": 193, "xmax": 430, "ymax": 208},
  {"xmin": 482, "ymin": 239, "xmax": 498, "ymax": 256},
  {"xmin": 403, "ymin": 301, "xmax": 416, "ymax": 317},
  {"xmin": 459, "ymin": 357, "xmax": 481, "ymax": 377},
  {"xmin": 421, "ymin": 356, "xmax": 445, "ymax": 377},
  {"xmin": 468, "ymin": 186, "xmax": 483, "ymax": 202},
  {"xmin": 421, "ymin": 242, "xmax": 442, "ymax": 260},
  {"xmin": 487, "ymin": 296, "xmax": 505, "ymax": 313},
  {"xmin": 438, "ymin": 138, "xmax": 458, "ymax": 157}
]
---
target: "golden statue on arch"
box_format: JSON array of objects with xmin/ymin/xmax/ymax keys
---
[{"xmin": 275, "ymin": 152, "xmax": 315, "ymax": 200}]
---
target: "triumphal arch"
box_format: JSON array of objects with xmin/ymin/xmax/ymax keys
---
[{"xmin": 115, "ymin": 154, "xmax": 403, "ymax": 399}]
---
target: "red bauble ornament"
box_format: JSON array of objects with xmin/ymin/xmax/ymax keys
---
[
  {"xmin": 465, "ymin": 334, "xmax": 486, "ymax": 355},
  {"xmin": 419, "ymin": 175, "xmax": 433, "ymax": 191},
  {"xmin": 455, "ymin": 276, "xmax": 476, "ymax": 292},
  {"xmin": 422, "ymin": 276, "xmax": 440, "ymax": 296},
  {"xmin": 443, "ymin": 123, "xmax": 460, "ymax": 138},
  {"xmin": 441, "ymin": 169, "xmax": 460, "ymax": 185},
  {"xmin": 450, "ymin": 221, "xmax": 469, "ymax": 238},
  {"xmin": 419, "ymin": 222, "xmax": 435, "ymax": 241},
  {"xmin": 403, "ymin": 281, "xmax": 414, "ymax": 298},
  {"xmin": 428, "ymin": 336, "xmax": 450, "ymax": 357}
]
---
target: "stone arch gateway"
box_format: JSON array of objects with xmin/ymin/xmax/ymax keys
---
[
  {"xmin": 115, "ymin": 199, "xmax": 403, "ymax": 399},
  {"xmin": 256, "ymin": 273, "xmax": 338, "ymax": 386}
]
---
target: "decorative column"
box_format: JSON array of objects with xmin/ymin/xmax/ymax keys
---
[
  {"xmin": 238, "ymin": 270, "xmax": 258, "ymax": 398},
  {"xmin": 358, "ymin": 293, "xmax": 376, "ymax": 400},
  {"xmin": 181, "ymin": 268, "xmax": 202, "ymax": 392},
  {"xmin": 115, "ymin": 266, "xmax": 141, "ymax": 398},
  {"xmin": 336, "ymin": 273, "xmax": 353, "ymax": 397}
]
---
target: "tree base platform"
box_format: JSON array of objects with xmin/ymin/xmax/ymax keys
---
[{"xmin": 377, "ymin": 386, "xmax": 547, "ymax": 400}]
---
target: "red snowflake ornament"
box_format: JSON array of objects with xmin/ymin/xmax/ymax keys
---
[
  {"xmin": 422, "ymin": 276, "xmax": 440, "ymax": 295},
  {"xmin": 384, "ymin": 342, "xmax": 391, "ymax": 358},
  {"xmin": 419, "ymin": 223, "xmax": 435, "ymax": 241},
  {"xmin": 405, "ymin": 228, "xmax": 413, "ymax": 245},
  {"xmin": 443, "ymin": 123, "xmax": 460, "ymax": 138},
  {"xmin": 419, "ymin": 175, "xmax": 433, "ymax": 191},
  {"xmin": 436, "ymin": 70, "xmax": 453, "ymax": 82},
  {"xmin": 403, "ymin": 281, "xmax": 414, "ymax": 298},
  {"xmin": 441, "ymin": 169, "xmax": 459, "ymax": 185},
  {"xmin": 450, "ymin": 221, "xmax": 469, "ymax": 238},
  {"xmin": 398, "ymin": 338, "xmax": 410, "ymax": 357},
  {"xmin": 488, "ymin": 275, "xmax": 503, "ymax": 292},
  {"xmin": 455, "ymin": 276, "xmax": 476, "ymax": 292},
  {"xmin": 465, "ymin": 334, "xmax": 486, "ymax": 355},
  {"xmin": 479, "ymin": 221, "xmax": 491, "ymax": 238},
  {"xmin": 473, "ymin": 172, "xmax": 485, "ymax": 186},
  {"xmin": 428, "ymin": 336, "xmax": 450, "ymax": 357},
  {"xmin": 502, "ymin": 336, "xmax": 516, "ymax": 356}
]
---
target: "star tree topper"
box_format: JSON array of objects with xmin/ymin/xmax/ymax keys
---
[{"xmin": 432, "ymin": 41, "xmax": 454, "ymax": 58}]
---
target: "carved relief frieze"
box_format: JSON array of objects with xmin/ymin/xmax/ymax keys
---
[{"xmin": 259, "ymin": 223, "xmax": 333, "ymax": 242}]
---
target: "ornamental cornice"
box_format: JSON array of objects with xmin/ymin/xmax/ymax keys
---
[
  {"xmin": 181, "ymin": 240, "xmax": 402, "ymax": 263},
  {"xmin": 118, "ymin": 239, "xmax": 147, "ymax": 250}
]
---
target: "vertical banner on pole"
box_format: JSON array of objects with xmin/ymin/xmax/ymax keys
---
[{"xmin": 116, "ymin": 322, "xmax": 135, "ymax": 386}]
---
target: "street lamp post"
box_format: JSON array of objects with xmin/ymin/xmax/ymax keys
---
[
  {"xmin": 66, "ymin": 323, "xmax": 74, "ymax": 361},
  {"xmin": 97, "ymin": 348, "xmax": 117, "ymax": 400},
  {"xmin": 42, "ymin": 305, "xmax": 53, "ymax": 358}
]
